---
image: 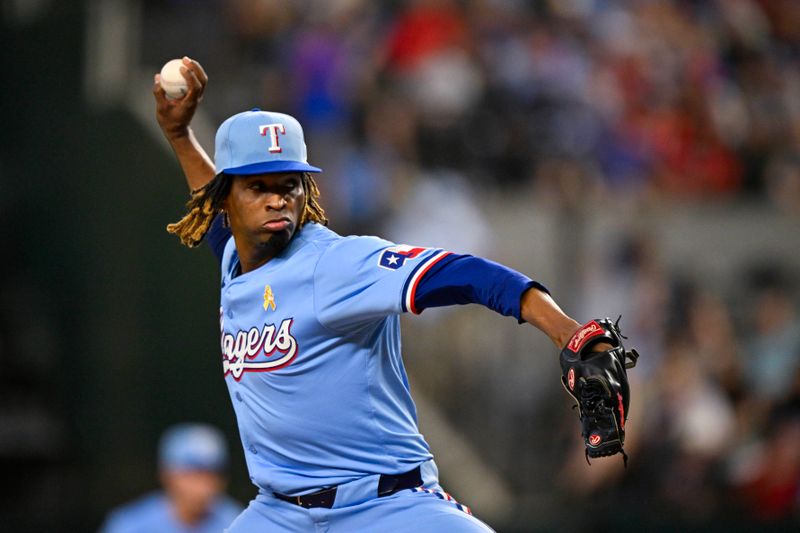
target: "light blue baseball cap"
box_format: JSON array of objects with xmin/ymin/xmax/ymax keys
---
[
  {"xmin": 214, "ymin": 108, "xmax": 322, "ymax": 175},
  {"xmin": 158, "ymin": 423, "xmax": 229, "ymax": 472}
]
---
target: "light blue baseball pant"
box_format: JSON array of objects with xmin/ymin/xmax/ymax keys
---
[{"xmin": 225, "ymin": 461, "xmax": 494, "ymax": 532}]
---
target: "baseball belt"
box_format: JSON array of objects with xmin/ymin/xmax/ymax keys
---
[{"xmin": 273, "ymin": 466, "xmax": 423, "ymax": 509}]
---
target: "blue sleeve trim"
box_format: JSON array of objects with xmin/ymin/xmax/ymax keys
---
[
  {"xmin": 412, "ymin": 254, "xmax": 549, "ymax": 322},
  {"xmin": 206, "ymin": 214, "xmax": 232, "ymax": 264}
]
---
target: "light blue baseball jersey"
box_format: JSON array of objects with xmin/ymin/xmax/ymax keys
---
[
  {"xmin": 219, "ymin": 222, "xmax": 452, "ymax": 495},
  {"xmin": 100, "ymin": 492, "xmax": 242, "ymax": 533}
]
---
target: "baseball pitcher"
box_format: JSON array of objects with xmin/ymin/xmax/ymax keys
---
[{"xmin": 153, "ymin": 57, "xmax": 638, "ymax": 532}]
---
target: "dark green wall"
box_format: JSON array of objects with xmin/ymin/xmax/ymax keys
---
[{"xmin": 1, "ymin": 4, "xmax": 252, "ymax": 531}]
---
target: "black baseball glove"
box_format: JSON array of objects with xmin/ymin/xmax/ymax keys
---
[{"xmin": 560, "ymin": 317, "xmax": 639, "ymax": 465}]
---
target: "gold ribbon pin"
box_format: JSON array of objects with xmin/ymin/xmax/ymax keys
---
[{"xmin": 263, "ymin": 285, "xmax": 276, "ymax": 311}]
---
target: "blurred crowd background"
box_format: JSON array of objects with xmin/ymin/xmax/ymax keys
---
[{"xmin": 2, "ymin": 0, "xmax": 800, "ymax": 531}]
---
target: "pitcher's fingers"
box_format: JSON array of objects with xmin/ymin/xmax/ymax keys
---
[
  {"xmin": 153, "ymin": 73, "xmax": 168, "ymax": 103},
  {"xmin": 180, "ymin": 66, "xmax": 203, "ymax": 98},
  {"xmin": 182, "ymin": 56, "xmax": 208, "ymax": 86}
]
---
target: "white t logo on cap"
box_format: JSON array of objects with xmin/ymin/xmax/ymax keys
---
[{"xmin": 259, "ymin": 123, "xmax": 286, "ymax": 153}]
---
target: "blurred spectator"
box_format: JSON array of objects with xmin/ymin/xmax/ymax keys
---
[
  {"xmin": 742, "ymin": 266, "xmax": 800, "ymax": 406},
  {"xmin": 639, "ymin": 342, "xmax": 736, "ymax": 522},
  {"xmin": 383, "ymin": 0, "xmax": 468, "ymax": 73},
  {"xmin": 764, "ymin": 151, "xmax": 800, "ymax": 215},
  {"xmin": 659, "ymin": 341, "xmax": 737, "ymax": 455},
  {"xmin": 99, "ymin": 424, "xmax": 242, "ymax": 533},
  {"xmin": 383, "ymin": 168, "xmax": 491, "ymax": 257},
  {"xmin": 686, "ymin": 289, "xmax": 743, "ymax": 401},
  {"xmin": 729, "ymin": 412, "xmax": 800, "ymax": 524}
]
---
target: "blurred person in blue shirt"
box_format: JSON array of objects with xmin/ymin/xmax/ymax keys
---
[
  {"xmin": 744, "ymin": 267, "xmax": 800, "ymax": 405},
  {"xmin": 99, "ymin": 423, "xmax": 242, "ymax": 533}
]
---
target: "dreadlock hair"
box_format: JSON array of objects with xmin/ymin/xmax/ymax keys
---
[{"xmin": 166, "ymin": 172, "xmax": 328, "ymax": 248}]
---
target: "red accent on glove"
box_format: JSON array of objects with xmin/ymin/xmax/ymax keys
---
[{"xmin": 567, "ymin": 321, "xmax": 604, "ymax": 352}]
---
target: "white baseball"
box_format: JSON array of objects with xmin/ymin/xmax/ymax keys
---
[{"xmin": 159, "ymin": 59, "xmax": 189, "ymax": 99}]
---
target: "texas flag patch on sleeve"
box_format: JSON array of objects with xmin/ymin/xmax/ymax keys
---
[{"xmin": 378, "ymin": 245, "xmax": 427, "ymax": 270}]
